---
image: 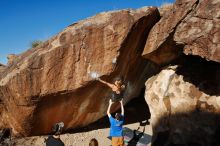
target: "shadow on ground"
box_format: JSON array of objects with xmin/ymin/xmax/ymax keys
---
[
  {"xmin": 123, "ymin": 126, "xmax": 151, "ymax": 146},
  {"xmin": 152, "ymin": 110, "xmax": 220, "ymax": 146}
]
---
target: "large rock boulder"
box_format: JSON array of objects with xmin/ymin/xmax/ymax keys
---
[
  {"xmin": 145, "ymin": 56, "xmax": 220, "ymax": 145},
  {"xmin": 0, "ymin": 7, "xmax": 160, "ymax": 136},
  {"xmin": 143, "ymin": 0, "xmax": 220, "ymax": 64}
]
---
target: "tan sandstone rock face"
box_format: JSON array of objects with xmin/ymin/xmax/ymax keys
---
[
  {"xmin": 0, "ymin": 63, "xmax": 6, "ymax": 74},
  {"xmin": 7, "ymin": 54, "xmax": 19, "ymax": 65},
  {"xmin": 145, "ymin": 56, "xmax": 220, "ymax": 145},
  {"xmin": 0, "ymin": 64, "xmax": 4, "ymax": 129},
  {"xmin": 158, "ymin": 3, "xmax": 173, "ymax": 17},
  {"xmin": 143, "ymin": 0, "xmax": 220, "ymax": 63},
  {"xmin": 0, "ymin": 7, "xmax": 160, "ymax": 136}
]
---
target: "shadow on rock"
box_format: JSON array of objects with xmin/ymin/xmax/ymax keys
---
[
  {"xmin": 172, "ymin": 55, "xmax": 220, "ymax": 96},
  {"xmin": 66, "ymin": 88, "xmax": 151, "ymax": 134}
]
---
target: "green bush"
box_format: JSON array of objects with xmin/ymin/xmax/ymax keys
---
[{"xmin": 31, "ymin": 40, "xmax": 43, "ymax": 48}]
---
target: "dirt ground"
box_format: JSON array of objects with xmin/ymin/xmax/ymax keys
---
[{"xmin": 14, "ymin": 122, "xmax": 152, "ymax": 146}]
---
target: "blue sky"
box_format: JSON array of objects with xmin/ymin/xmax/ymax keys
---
[{"xmin": 0, "ymin": 0, "xmax": 174, "ymax": 65}]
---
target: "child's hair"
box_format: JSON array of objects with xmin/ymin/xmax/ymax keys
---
[
  {"xmin": 113, "ymin": 76, "xmax": 124, "ymax": 83},
  {"xmin": 89, "ymin": 138, "xmax": 98, "ymax": 146},
  {"xmin": 115, "ymin": 113, "xmax": 122, "ymax": 120},
  {"xmin": 114, "ymin": 76, "xmax": 126, "ymax": 89},
  {"xmin": 52, "ymin": 122, "xmax": 64, "ymax": 135}
]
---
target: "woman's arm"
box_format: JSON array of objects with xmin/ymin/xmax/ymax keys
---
[
  {"xmin": 107, "ymin": 99, "xmax": 113, "ymax": 117},
  {"xmin": 97, "ymin": 78, "xmax": 114, "ymax": 89},
  {"xmin": 120, "ymin": 99, "xmax": 124, "ymax": 116}
]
